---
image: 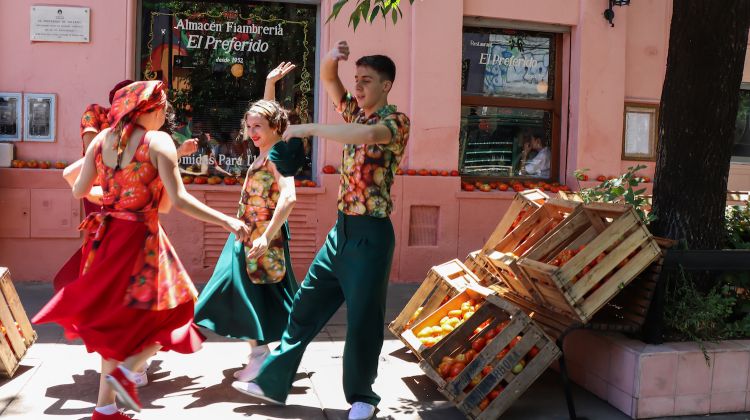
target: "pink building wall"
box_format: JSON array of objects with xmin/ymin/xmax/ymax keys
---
[{"xmin": 1, "ymin": 0, "xmax": 749, "ymax": 282}]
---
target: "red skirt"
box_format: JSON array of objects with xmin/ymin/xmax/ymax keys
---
[
  {"xmin": 34, "ymin": 217, "xmax": 204, "ymax": 361},
  {"xmin": 53, "ymin": 198, "xmax": 101, "ymax": 291}
]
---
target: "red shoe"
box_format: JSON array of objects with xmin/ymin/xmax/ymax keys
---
[
  {"xmin": 91, "ymin": 409, "xmax": 134, "ymax": 419},
  {"xmin": 105, "ymin": 367, "xmax": 142, "ymax": 412}
]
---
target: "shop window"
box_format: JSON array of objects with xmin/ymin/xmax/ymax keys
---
[
  {"xmin": 460, "ymin": 27, "xmax": 561, "ymax": 180},
  {"xmin": 734, "ymin": 88, "xmax": 750, "ymax": 163},
  {"xmin": 139, "ymin": 1, "xmax": 317, "ymax": 179},
  {"xmin": 622, "ymin": 103, "xmax": 658, "ymax": 161}
]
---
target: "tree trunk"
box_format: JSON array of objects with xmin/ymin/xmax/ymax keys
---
[{"xmin": 651, "ymin": 1, "xmax": 750, "ymax": 256}]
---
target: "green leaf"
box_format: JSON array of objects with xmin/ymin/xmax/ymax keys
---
[
  {"xmin": 350, "ymin": 9, "xmax": 361, "ymax": 30},
  {"xmin": 391, "ymin": 8, "xmax": 398, "ymax": 24},
  {"xmin": 369, "ymin": 4, "xmax": 381, "ymax": 22},
  {"xmin": 326, "ymin": 0, "xmax": 349, "ymax": 23}
]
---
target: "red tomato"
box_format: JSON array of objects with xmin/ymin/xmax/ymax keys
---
[
  {"xmin": 464, "ymin": 349, "xmax": 478, "ymax": 363},
  {"xmin": 322, "ymin": 165, "xmax": 337, "ymax": 174},
  {"xmin": 406, "ymin": 169, "xmax": 417, "ymax": 176},
  {"xmin": 471, "ymin": 337, "xmax": 487, "ymax": 352},
  {"xmin": 396, "ymin": 168, "xmax": 404, "ymax": 175},
  {"xmin": 418, "ymin": 169, "xmax": 429, "ymax": 176},
  {"xmin": 118, "ymin": 184, "xmax": 151, "ymax": 210},
  {"xmin": 440, "ymin": 170, "xmax": 449, "ymax": 176},
  {"xmin": 430, "ymin": 169, "xmax": 439, "ymax": 176},
  {"xmin": 450, "ymin": 170, "xmax": 459, "ymax": 176},
  {"xmin": 481, "ymin": 365, "xmax": 493, "ymax": 377},
  {"xmin": 528, "ymin": 346, "xmax": 540, "ymax": 359},
  {"xmin": 596, "ymin": 175, "xmax": 607, "ymax": 182},
  {"xmin": 498, "ymin": 183, "xmax": 509, "ymax": 191},
  {"xmin": 449, "ymin": 362, "xmax": 466, "ymax": 377}
]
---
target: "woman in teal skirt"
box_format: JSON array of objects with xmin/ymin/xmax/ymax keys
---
[{"xmin": 194, "ymin": 64, "xmax": 305, "ymax": 382}]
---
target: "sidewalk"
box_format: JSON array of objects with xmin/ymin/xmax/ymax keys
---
[{"xmin": 1, "ymin": 282, "xmax": 747, "ymax": 420}]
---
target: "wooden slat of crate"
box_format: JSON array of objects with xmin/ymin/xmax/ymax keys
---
[
  {"xmin": 481, "ymin": 189, "xmax": 548, "ymax": 255},
  {"xmin": 481, "ymin": 199, "xmax": 581, "ymax": 304},
  {"xmin": 0, "ymin": 268, "xmax": 36, "ymax": 378},
  {"xmin": 518, "ymin": 204, "xmax": 663, "ymax": 323},
  {"xmin": 401, "ymin": 286, "xmax": 492, "ymax": 361},
  {"xmin": 463, "ymin": 251, "xmax": 500, "ymax": 287},
  {"xmin": 489, "ymin": 284, "xmax": 576, "ymax": 340},
  {"xmin": 389, "ymin": 260, "xmax": 479, "ymax": 338},
  {"xmin": 419, "ymin": 289, "xmax": 560, "ymax": 419}
]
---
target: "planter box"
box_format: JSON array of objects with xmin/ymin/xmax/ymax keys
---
[{"xmin": 563, "ymin": 330, "xmax": 750, "ymax": 418}]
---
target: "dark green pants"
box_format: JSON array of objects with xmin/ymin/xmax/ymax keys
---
[{"xmin": 253, "ymin": 212, "xmax": 395, "ymax": 406}]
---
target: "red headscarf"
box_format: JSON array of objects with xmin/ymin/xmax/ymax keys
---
[{"xmin": 107, "ymin": 81, "xmax": 167, "ymax": 164}]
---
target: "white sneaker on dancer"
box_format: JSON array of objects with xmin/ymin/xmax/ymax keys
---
[
  {"xmin": 349, "ymin": 402, "xmax": 376, "ymax": 420},
  {"xmin": 233, "ymin": 346, "xmax": 270, "ymax": 382},
  {"xmin": 231, "ymin": 381, "xmax": 285, "ymax": 406},
  {"xmin": 133, "ymin": 369, "xmax": 148, "ymax": 388}
]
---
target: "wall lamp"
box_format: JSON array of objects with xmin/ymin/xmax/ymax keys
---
[{"xmin": 604, "ymin": 0, "xmax": 631, "ymax": 27}]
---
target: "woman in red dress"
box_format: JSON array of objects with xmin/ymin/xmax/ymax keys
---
[{"xmin": 33, "ymin": 81, "xmax": 250, "ymax": 420}]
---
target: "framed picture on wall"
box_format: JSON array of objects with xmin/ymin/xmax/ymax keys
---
[
  {"xmin": 0, "ymin": 92, "xmax": 22, "ymax": 141},
  {"xmin": 622, "ymin": 102, "xmax": 658, "ymax": 161},
  {"xmin": 24, "ymin": 93, "xmax": 56, "ymax": 142}
]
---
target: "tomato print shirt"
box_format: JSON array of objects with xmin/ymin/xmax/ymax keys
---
[{"xmin": 336, "ymin": 92, "xmax": 410, "ymax": 218}]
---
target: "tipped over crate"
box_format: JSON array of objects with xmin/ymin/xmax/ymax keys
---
[
  {"xmin": 398, "ymin": 285, "xmax": 487, "ymax": 360},
  {"xmin": 0, "ymin": 268, "xmax": 36, "ymax": 378},
  {"xmin": 419, "ymin": 285, "xmax": 560, "ymax": 419},
  {"xmin": 464, "ymin": 250, "xmax": 501, "ymax": 287},
  {"xmin": 481, "ymin": 199, "xmax": 580, "ymax": 302},
  {"xmin": 516, "ymin": 203, "xmax": 663, "ymax": 323},
  {"xmin": 481, "ymin": 189, "xmax": 548, "ymax": 256},
  {"xmin": 389, "ymin": 260, "xmax": 479, "ymax": 340}
]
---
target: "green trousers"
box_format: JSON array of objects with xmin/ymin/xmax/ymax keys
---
[{"xmin": 253, "ymin": 211, "xmax": 395, "ymax": 406}]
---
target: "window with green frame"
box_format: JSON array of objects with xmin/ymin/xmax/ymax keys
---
[{"xmin": 139, "ymin": 1, "xmax": 317, "ymax": 179}]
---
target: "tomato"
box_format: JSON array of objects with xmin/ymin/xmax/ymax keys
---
[
  {"xmin": 596, "ymin": 175, "xmax": 607, "ymax": 182},
  {"xmin": 479, "ymin": 398, "xmax": 490, "ymax": 411},
  {"xmin": 481, "ymin": 365, "xmax": 493, "ymax": 377},
  {"xmin": 223, "ymin": 177, "xmax": 238, "ymax": 185},
  {"xmin": 498, "ymin": 183, "xmax": 509, "ymax": 191},
  {"xmin": 182, "ymin": 175, "xmax": 194, "ymax": 184},
  {"xmin": 488, "ymin": 389, "xmax": 501, "ymax": 400},
  {"xmin": 449, "ymin": 362, "xmax": 466, "ymax": 377},
  {"xmin": 512, "ymin": 183, "xmax": 524, "ymax": 192},
  {"xmin": 55, "ymin": 161, "xmax": 67, "ymax": 169},
  {"xmin": 294, "ymin": 179, "xmax": 302, "ymax": 187},
  {"xmin": 528, "ymin": 346, "xmax": 540, "ymax": 360},
  {"xmin": 194, "ymin": 176, "xmax": 208, "ymax": 184},
  {"xmin": 406, "ymin": 169, "xmax": 417, "ymax": 176},
  {"xmin": 471, "ymin": 337, "xmax": 487, "ymax": 352},
  {"xmin": 550, "ymin": 186, "xmax": 560, "ymax": 193},
  {"xmin": 430, "ymin": 169, "xmax": 439, "ymax": 176},
  {"xmin": 396, "ymin": 168, "xmax": 404, "ymax": 175},
  {"xmin": 118, "ymin": 184, "xmax": 151, "ymax": 210},
  {"xmin": 259, "ymin": 247, "xmax": 286, "ymax": 282},
  {"xmin": 39, "ymin": 161, "xmax": 50, "ymax": 169},
  {"xmin": 440, "ymin": 170, "xmax": 449, "ymax": 176},
  {"xmin": 304, "ymin": 180, "xmax": 317, "ymax": 187},
  {"xmin": 418, "ymin": 169, "xmax": 429, "ymax": 176},
  {"xmin": 508, "ymin": 336, "xmax": 522, "ymax": 348},
  {"xmin": 450, "ymin": 170, "xmax": 459, "ymax": 176},
  {"xmin": 496, "ymin": 348, "xmax": 509, "ymax": 360},
  {"xmin": 118, "ymin": 161, "xmax": 157, "ymax": 185},
  {"xmin": 464, "ymin": 349, "xmax": 478, "ymax": 363},
  {"xmin": 207, "ymin": 176, "xmax": 223, "ymax": 185},
  {"xmin": 464, "ymin": 184, "xmax": 475, "ymax": 192},
  {"xmin": 322, "ymin": 165, "xmax": 337, "ymax": 174},
  {"xmin": 26, "ymin": 160, "xmax": 38, "ymax": 168},
  {"xmin": 439, "ymin": 361, "xmax": 453, "ymax": 378},
  {"xmin": 643, "ymin": 176, "xmax": 652, "ymax": 182},
  {"xmin": 512, "ymin": 359, "xmax": 526, "ymax": 374},
  {"xmin": 479, "ymin": 184, "xmax": 492, "ymax": 192},
  {"xmin": 244, "ymin": 206, "xmax": 270, "ymax": 222},
  {"xmin": 485, "ymin": 328, "xmax": 498, "ymax": 340}
]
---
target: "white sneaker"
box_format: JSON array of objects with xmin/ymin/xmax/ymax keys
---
[
  {"xmin": 231, "ymin": 381, "xmax": 285, "ymax": 406},
  {"xmin": 133, "ymin": 369, "xmax": 148, "ymax": 388},
  {"xmin": 349, "ymin": 402, "xmax": 376, "ymax": 420},
  {"xmin": 233, "ymin": 348, "xmax": 270, "ymax": 382}
]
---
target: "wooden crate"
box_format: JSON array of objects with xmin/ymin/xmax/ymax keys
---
[
  {"xmin": 419, "ymin": 286, "xmax": 561, "ymax": 419},
  {"xmin": 389, "ymin": 259, "xmax": 479, "ymax": 339},
  {"xmin": 481, "ymin": 199, "xmax": 581, "ymax": 302},
  {"xmin": 589, "ymin": 237, "xmax": 676, "ymax": 332},
  {"xmin": 516, "ymin": 203, "xmax": 663, "ymax": 323},
  {"xmin": 463, "ymin": 250, "xmax": 502, "ymax": 287},
  {"xmin": 481, "ymin": 189, "xmax": 549, "ymax": 256},
  {"xmin": 0, "ymin": 267, "xmax": 36, "ymax": 378}
]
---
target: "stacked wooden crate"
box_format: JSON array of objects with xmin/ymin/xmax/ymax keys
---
[{"xmin": 0, "ymin": 267, "xmax": 36, "ymax": 378}]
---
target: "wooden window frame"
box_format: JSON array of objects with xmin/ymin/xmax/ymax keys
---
[
  {"xmin": 621, "ymin": 102, "xmax": 659, "ymax": 161},
  {"xmin": 459, "ymin": 30, "xmax": 563, "ymax": 183}
]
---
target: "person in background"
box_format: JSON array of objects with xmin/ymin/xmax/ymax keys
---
[{"xmin": 522, "ymin": 131, "xmax": 551, "ymax": 178}]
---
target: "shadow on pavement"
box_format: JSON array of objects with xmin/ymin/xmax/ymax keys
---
[
  {"xmin": 387, "ymin": 345, "xmax": 419, "ymax": 363},
  {"xmin": 187, "ymin": 370, "xmax": 310, "ymax": 409}
]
